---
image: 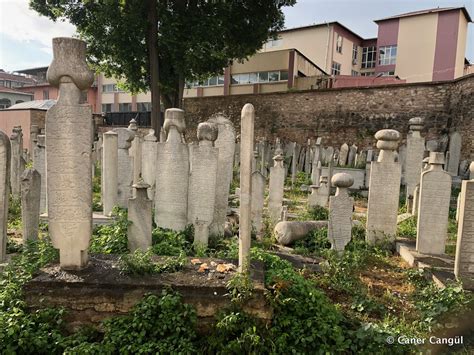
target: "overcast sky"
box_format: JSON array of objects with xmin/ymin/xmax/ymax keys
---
[{"xmin": 0, "ymin": 0, "xmax": 473, "ymax": 72}]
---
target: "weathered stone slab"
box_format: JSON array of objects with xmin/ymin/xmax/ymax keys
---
[
  {"xmin": 33, "ymin": 135, "xmax": 47, "ymax": 213},
  {"xmin": 308, "ymin": 176, "xmax": 330, "ymax": 208},
  {"xmin": 10, "ymin": 126, "xmax": 25, "ymax": 198},
  {"xmin": 113, "ymin": 128, "xmax": 135, "ymax": 208},
  {"xmin": 102, "ymin": 131, "xmax": 118, "ymax": 216},
  {"xmin": 21, "ymin": 168, "xmax": 41, "ymax": 242},
  {"xmin": 416, "ymin": 152, "xmax": 451, "ymax": 255},
  {"xmin": 405, "ymin": 117, "xmax": 425, "ymax": 200},
  {"xmin": 0, "ymin": 130, "xmax": 10, "ymax": 262},
  {"xmin": 328, "ymin": 173, "xmax": 354, "ymax": 251},
  {"xmin": 446, "ymin": 131, "xmax": 461, "ymax": 176},
  {"xmin": 128, "ymin": 181, "xmax": 152, "ymax": 252},
  {"xmin": 187, "ymin": 122, "xmax": 219, "ymax": 246},
  {"xmin": 347, "ymin": 144, "xmax": 357, "ymax": 167},
  {"xmin": 268, "ymin": 154, "xmax": 285, "ymax": 224},
  {"xmin": 454, "ymin": 178, "xmax": 474, "ymax": 289},
  {"xmin": 251, "ymin": 171, "xmax": 265, "ymax": 238},
  {"xmin": 207, "ymin": 115, "xmax": 236, "ymax": 236},
  {"xmin": 274, "ymin": 221, "xmax": 327, "ymax": 245},
  {"xmin": 338, "ymin": 143, "xmax": 349, "ymax": 166},
  {"xmin": 366, "ymin": 129, "xmax": 401, "ymax": 244},
  {"xmin": 46, "ymin": 37, "xmax": 94, "ymax": 270},
  {"xmin": 141, "ymin": 130, "xmax": 157, "ymax": 201},
  {"xmin": 155, "ymin": 109, "xmax": 189, "ymax": 231}
]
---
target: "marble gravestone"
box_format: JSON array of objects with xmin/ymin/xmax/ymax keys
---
[
  {"xmin": 446, "ymin": 131, "xmax": 461, "ymax": 176},
  {"xmin": 33, "ymin": 135, "xmax": 47, "ymax": 213},
  {"xmin": 45, "ymin": 37, "xmax": 94, "ymax": 270},
  {"xmin": 366, "ymin": 129, "xmax": 401, "ymax": 244},
  {"xmin": 338, "ymin": 143, "xmax": 349, "ymax": 166},
  {"xmin": 10, "ymin": 126, "xmax": 25, "ymax": 198},
  {"xmin": 268, "ymin": 154, "xmax": 285, "ymax": 224},
  {"xmin": 20, "ymin": 168, "xmax": 41, "ymax": 242},
  {"xmin": 0, "ymin": 130, "xmax": 10, "ymax": 262},
  {"xmin": 128, "ymin": 180, "xmax": 152, "ymax": 252},
  {"xmin": 251, "ymin": 171, "xmax": 265, "ymax": 238},
  {"xmin": 328, "ymin": 173, "xmax": 354, "ymax": 252},
  {"xmin": 187, "ymin": 122, "xmax": 219, "ymax": 246},
  {"xmin": 141, "ymin": 130, "xmax": 157, "ymax": 200},
  {"xmin": 155, "ymin": 109, "xmax": 189, "ymax": 231},
  {"xmin": 113, "ymin": 128, "xmax": 135, "ymax": 208},
  {"xmin": 102, "ymin": 131, "xmax": 118, "ymax": 216},
  {"xmin": 405, "ymin": 117, "xmax": 425, "ymax": 201},
  {"xmin": 416, "ymin": 152, "xmax": 451, "ymax": 255}
]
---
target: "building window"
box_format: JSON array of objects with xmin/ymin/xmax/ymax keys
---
[
  {"xmin": 352, "ymin": 44, "xmax": 358, "ymax": 64},
  {"xmin": 331, "ymin": 62, "xmax": 341, "ymax": 75},
  {"xmin": 231, "ymin": 70, "xmax": 288, "ymax": 84},
  {"xmin": 102, "ymin": 103, "xmax": 112, "ymax": 112},
  {"xmin": 15, "ymin": 100, "xmax": 24, "ymax": 104},
  {"xmin": 80, "ymin": 91, "xmax": 88, "ymax": 103},
  {"xmin": 266, "ymin": 37, "xmax": 281, "ymax": 48},
  {"xmin": 0, "ymin": 98, "xmax": 11, "ymax": 108},
  {"xmin": 361, "ymin": 72, "xmax": 375, "ymax": 76},
  {"xmin": 186, "ymin": 75, "xmax": 224, "ymax": 88},
  {"xmin": 336, "ymin": 35, "xmax": 343, "ymax": 53},
  {"xmin": 351, "ymin": 70, "xmax": 359, "ymax": 76},
  {"xmin": 361, "ymin": 46, "xmax": 376, "ymax": 69},
  {"xmin": 379, "ymin": 71, "xmax": 395, "ymax": 76},
  {"xmin": 102, "ymin": 83, "xmax": 124, "ymax": 93},
  {"xmin": 119, "ymin": 103, "xmax": 131, "ymax": 112},
  {"xmin": 0, "ymin": 80, "xmax": 4, "ymax": 86},
  {"xmin": 43, "ymin": 90, "xmax": 49, "ymax": 99},
  {"xmin": 378, "ymin": 45, "xmax": 397, "ymax": 65},
  {"xmin": 137, "ymin": 102, "xmax": 151, "ymax": 112}
]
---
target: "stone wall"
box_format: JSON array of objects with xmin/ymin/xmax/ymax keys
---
[{"xmin": 183, "ymin": 74, "xmax": 474, "ymax": 160}]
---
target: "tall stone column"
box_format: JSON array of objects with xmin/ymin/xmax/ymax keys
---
[
  {"xmin": 46, "ymin": 37, "xmax": 94, "ymax": 270},
  {"xmin": 102, "ymin": 131, "xmax": 118, "ymax": 216},
  {"xmin": 128, "ymin": 180, "xmax": 152, "ymax": 252},
  {"xmin": 30, "ymin": 125, "xmax": 39, "ymax": 153},
  {"xmin": 251, "ymin": 171, "xmax": 265, "ymax": 238},
  {"xmin": 268, "ymin": 154, "xmax": 285, "ymax": 224},
  {"xmin": 187, "ymin": 122, "xmax": 219, "ymax": 247},
  {"xmin": 10, "ymin": 126, "xmax": 24, "ymax": 198},
  {"xmin": 20, "ymin": 168, "xmax": 41, "ymax": 242},
  {"xmin": 33, "ymin": 135, "xmax": 47, "ymax": 213},
  {"xmin": 291, "ymin": 142, "xmax": 297, "ymax": 186},
  {"xmin": 141, "ymin": 130, "xmax": 157, "ymax": 200},
  {"xmin": 155, "ymin": 109, "xmax": 189, "ymax": 231},
  {"xmin": 366, "ymin": 129, "xmax": 401, "ymax": 244},
  {"xmin": 311, "ymin": 138, "xmax": 322, "ymax": 184},
  {"xmin": 113, "ymin": 128, "xmax": 135, "ymax": 208},
  {"xmin": 416, "ymin": 152, "xmax": 451, "ymax": 255},
  {"xmin": 0, "ymin": 131, "xmax": 10, "ymax": 262},
  {"xmin": 446, "ymin": 131, "xmax": 461, "ymax": 176},
  {"xmin": 405, "ymin": 117, "xmax": 425, "ymax": 202},
  {"xmin": 207, "ymin": 115, "xmax": 236, "ymax": 236},
  {"xmin": 239, "ymin": 104, "xmax": 254, "ymax": 272},
  {"xmin": 128, "ymin": 118, "xmax": 142, "ymax": 184},
  {"xmin": 328, "ymin": 173, "xmax": 354, "ymax": 251},
  {"xmin": 454, "ymin": 175, "xmax": 474, "ymax": 288}
]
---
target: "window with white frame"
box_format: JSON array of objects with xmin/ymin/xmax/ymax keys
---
[
  {"xmin": 186, "ymin": 75, "xmax": 224, "ymax": 88},
  {"xmin": 352, "ymin": 44, "xmax": 358, "ymax": 64},
  {"xmin": 379, "ymin": 71, "xmax": 395, "ymax": 76},
  {"xmin": 231, "ymin": 70, "xmax": 288, "ymax": 84},
  {"xmin": 336, "ymin": 35, "xmax": 343, "ymax": 53},
  {"xmin": 102, "ymin": 103, "xmax": 112, "ymax": 112},
  {"xmin": 118, "ymin": 103, "xmax": 131, "ymax": 112},
  {"xmin": 102, "ymin": 84, "xmax": 117, "ymax": 92},
  {"xmin": 266, "ymin": 37, "xmax": 282, "ymax": 48},
  {"xmin": 378, "ymin": 46, "xmax": 397, "ymax": 65},
  {"xmin": 361, "ymin": 72, "xmax": 375, "ymax": 76},
  {"xmin": 137, "ymin": 102, "xmax": 151, "ymax": 112},
  {"xmin": 361, "ymin": 46, "xmax": 376, "ymax": 68},
  {"xmin": 331, "ymin": 62, "xmax": 341, "ymax": 75},
  {"xmin": 351, "ymin": 70, "xmax": 359, "ymax": 76}
]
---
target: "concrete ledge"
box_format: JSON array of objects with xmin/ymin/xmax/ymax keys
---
[{"xmin": 23, "ymin": 255, "xmax": 271, "ymax": 332}]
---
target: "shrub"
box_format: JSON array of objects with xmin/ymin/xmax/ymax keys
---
[{"xmin": 90, "ymin": 207, "xmax": 129, "ymax": 254}]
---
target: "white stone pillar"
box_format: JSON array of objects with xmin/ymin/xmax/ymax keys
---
[
  {"xmin": 20, "ymin": 168, "xmax": 41, "ymax": 242},
  {"xmin": 268, "ymin": 154, "xmax": 285, "ymax": 224},
  {"xmin": 251, "ymin": 171, "xmax": 265, "ymax": 238},
  {"xmin": 187, "ymin": 122, "xmax": 219, "ymax": 247},
  {"xmin": 328, "ymin": 173, "xmax": 354, "ymax": 251},
  {"xmin": 366, "ymin": 129, "xmax": 401, "ymax": 244},
  {"xmin": 141, "ymin": 129, "xmax": 157, "ymax": 201},
  {"xmin": 114, "ymin": 128, "xmax": 135, "ymax": 208},
  {"xmin": 338, "ymin": 143, "xmax": 349, "ymax": 166},
  {"xmin": 128, "ymin": 180, "xmax": 152, "ymax": 252},
  {"xmin": 33, "ymin": 135, "xmax": 47, "ymax": 214},
  {"xmin": 416, "ymin": 152, "xmax": 451, "ymax": 255},
  {"xmin": 102, "ymin": 131, "xmax": 118, "ymax": 216},
  {"xmin": 446, "ymin": 131, "xmax": 461, "ymax": 176},
  {"xmin": 405, "ymin": 117, "xmax": 425, "ymax": 201},
  {"xmin": 155, "ymin": 109, "xmax": 189, "ymax": 231},
  {"xmin": 10, "ymin": 126, "xmax": 24, "ymax": 198},
  {"xmin": 0, "ymin": 131, "xmax": 10, "ymax": 262},
  {"xmin": 30, "ymin": 125, "xmax": 39, "ymax": 153},
  {"xmin": 46, "ymin": 37, "xmax": 94, "ymax": 270},
  {"xmin": 239, "ymin": 104, "xmax": 254, "ymax": 272},
  {"xmin": 128, "ymin": 118, "xmax": 142, "ymax": 184},
  {"xmin": 291, "ymin": 142, "xmax": 297, "ymax": 186}
]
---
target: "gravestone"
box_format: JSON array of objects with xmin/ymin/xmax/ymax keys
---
[
  {"xmin": 0, "ymin": 131, "xmax": 10, "ymax": 262},
  {"xmin": 347, "ymin": 144, "xmax": 357, "ymax": 167},
  {"xmin": 268, "ymin": 154, "xmax": 285, "ymax": 224},
  {"xmin": 46, "ymin": 37, "xmax": 94, "ymax": 270},
  {"xmin": 128, "ymin": 180, "xmax": 152, "ymax": 252},
  {"xmin": 308, "ymin": 176, "xmax": 330, "ymax": 207},
  {"xmin": 405, "ymin": 117, "xmax": 425, "ymax": 200},
  {"xmin": 187, "ymin": 122, "xmax": 219, "ymax": 246},
  {"xmin": 234, "ymin": 136, "xmax": 240, "ymax": 168},
  {"xmin": 141, "ymin": 130, "xmax": 157, "ymax": 200},
  {"xmin": 291, "ymin": 142, "xmax": 297, "ymax": 185},
  {"xmin": 114, "ymin": 128, "xmax": 135, "ymax": 208},
  {"xmin": 239, "ymin": 104, "xmax": 254, "ymax": 272},
  {"xmin": 311, "ymin": 161, "xmax": 322, "ymax": 187},
  {"xmin": 128, "ymin": 119, "xmax": 142, "ymax": 184},
  {"xmin": 412, "ymin": 184, "xmax": 420, "ymax": 215},
  {"xmin": 102, "ymin": 131, "xmax": 118, "ymax": 216},
  {"xmin": 454, "ymin": 177, "xmax": 474, "ymax": 289},
  {"xmin": 33, "ymin": 135, "xmax": 47, "ymax": 213},
  {"xmin": 366, "ymin": 129, "xmax": 401, "ymax": 244},
  {"xmin": 20, "ymin": 168, "xmax": 41, "ymax": 242},
  {"xmin": 10, "ymin": 126, "xmax": 25, "ymax": 198},
  {"xmin": 207, "ymin": 115, "xmax": 236, "ymax": 236},
  {"xmin": 155, "ymin": 109, "xmax": 189, "ymax": 231},
  {"xmin": 338, "ymin": 143, "xmax": 349, "ymax": 166},
  {"xmin": 251, "ymin": 171, "xmax": 265, "ymax": 238},
  {"xmin": 305, "ymin": 139, "xmax": 311, "ymax": 173},
  {"xmin": 328, "ymin": 173, "xmax": 354, "ymax": 251},
  {"xmin": 446, "ymin": 131, "xmax": 461, "ymax": 176},
  {"xmin": 30, "ymin": 125, "xmax": 39, "ymax": 152},
  {"xmin": 416, "ymin": 152, "xmax": 451, "ymax": 255}
]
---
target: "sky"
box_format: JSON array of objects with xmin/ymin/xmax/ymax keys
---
[{"xmin": 0, "ymin": 0, "xmax": 473, "ymax": 72}]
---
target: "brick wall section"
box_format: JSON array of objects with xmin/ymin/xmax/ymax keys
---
[{"xmin": 183, "ymin": 74, "xmax": 474, "ymax": 160}]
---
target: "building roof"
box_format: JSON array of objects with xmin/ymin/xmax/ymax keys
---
[
  {"xmin": 0, "ymin": 86, "xmax": 34, "ymax": 96},
  {"xmin": 0, "ymin": 70, "xmax": 36, "ymax": 84},
  {"xmin": 7, "ymin": 99, "xmax": 56, "ymax": 110},
  {"xmin": 375, "ymin": 7, "xmax": 472, "ymax": 23},
  {"xmin": 14, "ymin": 66, "xmax": 49, "ymax": 75},
  {"xmin": 279, "ymin": 21, "xmax": 365, "ymax": 41}
]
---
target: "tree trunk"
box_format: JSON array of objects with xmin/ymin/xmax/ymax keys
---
[{"xmin": 146, "ymin": 0, "xmax": 161, "ymax": 139}]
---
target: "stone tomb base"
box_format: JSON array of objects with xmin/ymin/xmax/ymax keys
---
[
  {"xmin": 395, "ymin": 240, "xmax": 472, "ymax": 290},
  {"xmin": 23, "ymin": 255, "xmax": 271, "ymax": 332}
]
